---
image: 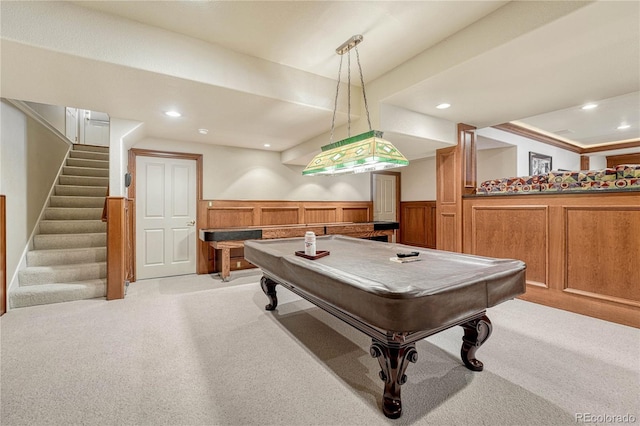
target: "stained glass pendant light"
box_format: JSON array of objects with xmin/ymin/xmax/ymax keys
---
[{"xmin": 303, "ymin": 35, "xmax": 408, "ymax": 176}]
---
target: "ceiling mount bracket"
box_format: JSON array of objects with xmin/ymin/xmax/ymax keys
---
[{"xmin": 335, "ymin": 35, "xmax": 363, "ymax": 55}]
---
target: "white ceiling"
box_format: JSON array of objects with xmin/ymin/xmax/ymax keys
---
[
  {"xmin": 515, "ymin": 91, "xmax": 639, "ymax": 146},
  {"xmin": 1, "ymin": 1, "xmax": 638, "ymax": 163},
  {"xmin": 72, "ymin": 1, "xmax": 509, "ymax": 83}
]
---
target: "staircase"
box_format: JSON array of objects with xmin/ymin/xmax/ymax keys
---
[{"xmin": 10, "ymin": 144, "xmax": 109, "ymax": 308}]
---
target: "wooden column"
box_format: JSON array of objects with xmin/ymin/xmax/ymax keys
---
[
  {"xmin": 1, "ymin": 195, "xmax": 6, "ymax": 315},
  {"xmin": 106, "ymin": 197, "xmax": 126, "ymax": 300},
  {"xmin": 435, "ymin": 124, "xmax": 476, "ymax": 252},
  {"xmin": 580, "ymin": 155, "xmax": 590, "ymax": 170}
]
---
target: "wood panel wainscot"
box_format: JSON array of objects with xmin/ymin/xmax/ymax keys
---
[
  {"xmin": 400, "ymin": 201, "xmax": 436, "ymax": 248},
  {"xmin": 198, "ymin": 200, "xmax": 375, "ymax": 276},
  {"xmin": 463, "ymin": 191, "xmax": 640, "ymax": 328}
]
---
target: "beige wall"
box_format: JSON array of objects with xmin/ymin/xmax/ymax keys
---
[
  {"xmin": 477, "ymin": 128, "xmax": 581, "ymax": 176},
  {"xmin": 477, "ymin": 146, "xmax": 518, "ymax": 183},
  {"xmin": 399, "ymin": 147, "xmax": 517, "ymax": 202},
  {"xmin": 24, "ymin": 101, "xmax": 66, "ymax": 135},
  {"xmin": 132, "ymin": 138, "xmax": 371, "ymax": 201},
  {"xmin": 0, "ymin": 100, "xmax": 69, "ymax": 289},
  {"xmin": 400, "ymin": 156, "xmax": 436, "ymax": 201}
]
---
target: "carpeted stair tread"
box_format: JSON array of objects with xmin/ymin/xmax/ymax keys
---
[
  {"xmin": 19, "ymin": 262, "xmax": 107, "ymax": 285},
  {"xmin": 27, "ymin": 247, "xmax": 106, "ymax": 266},
  {"xmin": 39, "ymin": 219, "xmax": 106, "ymax": 234},
  {"xmin": 59, "ymin": 175, "xmax": 109, "ymax": 187},
  {"xmin": 69, "ymin": 150, "xmax": 109, "ymax": 161},
  {"xmin": 72, "ymin": 144, "xmax": 109, "ymax": 154},
  {"xmin": 62, "ymin": 166, "xmax": 109, "ymax": 177},
  {"xmin": 54, "ymin": 185, "xmax": 108, "ymax": 197},
  {"xmin": 44, "ymin": 207, "xmax": 104, "ymax": 220},
  {"xmin": 33, "ymin": 232, "xmax": 106, "ymax": 250},
  {"xmin": 50, "ymin": 195, "xmax": 105, "ymax": 208},
  {"xmin": 66, "ymin": 157, "xmax": 109, "ymax": 169},
  {"xmin": 9, "ymin": 279, "xmax": 107, "ymax": 308}
]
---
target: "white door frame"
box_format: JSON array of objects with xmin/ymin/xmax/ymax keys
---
[{"xmin": 128, "ymin": 149, "xmax": 203, "ymax": 281}]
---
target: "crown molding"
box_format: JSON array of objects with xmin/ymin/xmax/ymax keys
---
[
  {"xmin": 492, "ymin": 123, "xmax": 581, "ymax": 153},
  {"xmin": 581, "ymin": 140, "xmax": 640, "ymax": 154},
  {"xmin": 493, "ymin": 123, "xmax": 640, "ymax": 155}
]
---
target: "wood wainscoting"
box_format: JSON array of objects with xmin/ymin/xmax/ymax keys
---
[
  {"xmin": 463, "ymin": 191, "xmax": 640, "ymax": 328},
  {"xmin": 399, "ymin": 201, "xmax": 436, "ymax": 248},
  {"xmin": 198, "ymin": 200, "xmax": 373, "ymax": 274}
]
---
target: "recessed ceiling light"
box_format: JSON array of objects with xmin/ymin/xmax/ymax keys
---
[
  {"xmin": 164, "ymin": 110, "xmax": 182, "ymax": 117},
  {"xmin": 198, "ymin": 128, "xmax": 209, "ymax": 135},
  {"xmin": 617, "ymin": 124, "xmax": 631, "ymax": 130},
  {"xmin": 581, "ymin": 103, "xmax": 598, "ymax": 110},
  {"xmin": 263, "ymin": 144, "xmax": 271, "ymax": 148},
  {"xmin": 436, "ymin": 103, "xmax": 451, "ymax": 109}
]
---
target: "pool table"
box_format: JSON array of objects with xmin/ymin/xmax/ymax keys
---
[{"xmin": 244, "ymin": 235, "xmax": 526, "ymax": 419}]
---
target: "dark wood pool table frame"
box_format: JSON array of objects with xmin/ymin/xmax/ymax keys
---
[{"xmin": 260, "ymin": 274, "xmax": 493, "ymax": 419}]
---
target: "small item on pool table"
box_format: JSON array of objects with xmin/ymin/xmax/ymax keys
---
[
  {"xmin": 396, "ymin": 251, "xmax": 419, "ymax": 258},
  {"xmin": 295, "ymin": 250, "xmax": 330, "ymax": 260},
  {"xmin": 304, "ymin": 231, "xmax": 316, "ymax": 256}
]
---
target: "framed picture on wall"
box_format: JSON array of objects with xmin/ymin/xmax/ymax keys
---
[{"xmin": 529, "ymin": 152, "xmax": 552, "ymax": 175}]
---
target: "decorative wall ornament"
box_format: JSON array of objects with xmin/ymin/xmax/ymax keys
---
[{"xmin": 529, "ymin": 151, "xmax": 552, "ymax": 175}]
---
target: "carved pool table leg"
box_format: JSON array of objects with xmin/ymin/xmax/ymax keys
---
[
  {"xmin": 370, "ymin": 340, "xmax": 418, "ymax": 419},
  {"xmin": 260, "ymin": 276, "xmax": 278, "ymax": 311},
  {"xmin": 460, "ymin": 314, "xmax": 493, "ymax": 371}
]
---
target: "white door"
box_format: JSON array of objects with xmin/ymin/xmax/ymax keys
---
[
  {"xmin": 136, "ymin": 156, "xmax": 197, "ymax": 279},
  {"xmin": 373, "ymin": 174, "xmax": 397, "ymax": 222},
  {"xmin": 81, "ymin": 110, "xmax": 111, "ymax": 146}
]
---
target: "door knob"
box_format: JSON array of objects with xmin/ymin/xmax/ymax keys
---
[{"xmin": 187, "ymin": 220, "xmax": 195, "ymax": 226}]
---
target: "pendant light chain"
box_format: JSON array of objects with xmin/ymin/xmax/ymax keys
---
[
  {"xmin": 329, "ymin": 35, "xmax": 371, "ymax": 143},
  {"xmin": 329, "ymin": 55, "xmax": 343, "ymax": 143},
  {"xmin": 355, "ymin": 46, "xmax": 372, "ymax": 131},
  {"xmin": 347, "ymin": 50, "xmax": 351, "ymax": 137}
]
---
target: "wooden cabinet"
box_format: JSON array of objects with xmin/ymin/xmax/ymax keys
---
[
  {"xmin": 399, "ymin": 201, "xmax": 436, "ymax": 248},
  {"xmin": 606, "ymin": 153, "xmax": 640, "ymax": 168}
]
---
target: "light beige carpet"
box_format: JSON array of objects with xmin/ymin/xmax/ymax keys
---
[{"xmin": 1, "ymin": 271, "xmax": 638, "ymax": 425}]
